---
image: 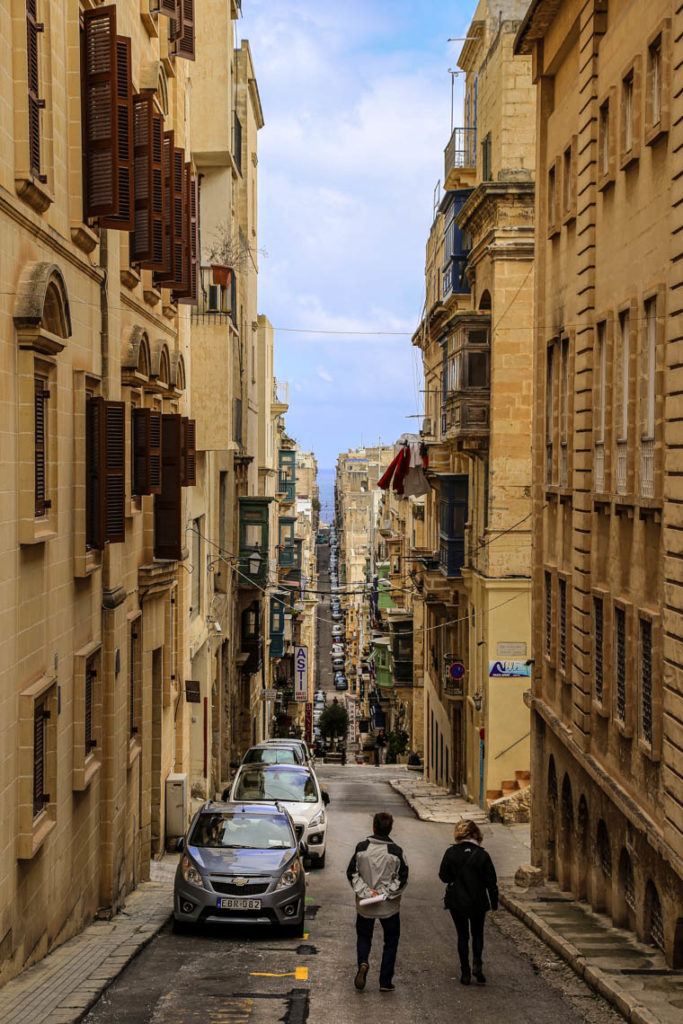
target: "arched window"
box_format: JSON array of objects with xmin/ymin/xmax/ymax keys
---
[
  {"xmin": 596, "ymin": 819, "xmax": 612, "ymax": 877},
  {"xmin": 479, "ymin": 289, "xmax": 492, "ymax": 311},
  {"xmin": 645, "ymin": 880, "xmax": 664, "ymax": 951},
  {"xmin": 548, "ymin": 755, "xmax": 558, "ymax": 807},
  {"xmin": 561, "ymin": 774, "xmax": 574, "ymax": 833}
]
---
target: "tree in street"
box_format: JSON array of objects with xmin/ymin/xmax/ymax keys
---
[{"xmin": 318, "ymin": 702, "xmax": 349, "ymax": 745}]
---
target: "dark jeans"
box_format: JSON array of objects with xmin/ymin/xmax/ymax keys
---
[
  {"xmin": 356, "ymin": 913, "xmax": 400, "ymax": 987},
  {"xmin": 449, "ymin": 909, "xmax": 486, "ymax": 968}
]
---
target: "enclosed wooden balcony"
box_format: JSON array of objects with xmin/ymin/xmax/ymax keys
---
[{"xmin": 443, "ymin": 313, "xmax": 490, "ymax": 451}]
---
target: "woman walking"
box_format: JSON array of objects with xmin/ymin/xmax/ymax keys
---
[{"xmin": 439, "ymin": 819, "xmax": 498, "ymax": 985}]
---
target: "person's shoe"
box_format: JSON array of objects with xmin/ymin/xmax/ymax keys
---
[
  {"xmin": 460, "ymin": 965, "xmax": 471, "ymax": 985},
  {"xmin": 354, "ymin": 963, "xmax": 368, "ymax": 991},
  {"xmin": 379, "ymin": 984, "xmax": 395, "ymax": 992},
  {"xmin": 472, "ymin": 960, "xmax": 486, "ymax": 984}
]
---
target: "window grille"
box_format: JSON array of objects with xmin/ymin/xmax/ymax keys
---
[
  {"xmin": 648, "ymin": 885, "xmax": 664, "ymax": 951},
  {"xmin": 640, "ymin": 618, "xmax": 653, "ymax": 745},
  {"xmin": 615, "ymin": 606, "xmax": 626, "ymax": 721},
  {"xmin": 622, "ymin": 853, "xmax": 635, "ymax": 911},
  {"xmin": 33, "ymin": 698, "xmax": 47, "ymax": 817},
  {"xmin": 559, "ymin": 578, "xmax": 567, "ymax": 671},
  {"xmin": 545, "ymin": 571, "xmax": 552, "ymax": 658},
  {"xmin": 594, "ymin": 597, "xmax": 604, "ymax": 703}
]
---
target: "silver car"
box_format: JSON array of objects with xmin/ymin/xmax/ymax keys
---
[{"xmin": 173, "ymin": 802, "xmax": 306, "ymax": 932}]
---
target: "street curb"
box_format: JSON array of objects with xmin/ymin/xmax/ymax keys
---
[
  {"xmin": 69, "ymin": 910, "xmax": 173, "ymax": 1024},
  {"xmin": 499, "ymin": 889, "xmax": 662, "ymax": 1024}
]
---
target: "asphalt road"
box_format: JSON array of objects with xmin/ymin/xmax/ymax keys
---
[{"xmin": 83, "ymin": 763, "xmax": 616, "ymax": 1024}]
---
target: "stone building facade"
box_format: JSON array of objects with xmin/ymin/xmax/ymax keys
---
[
  {"xmin": 516, "ymin": 0, "xmax": 683, "ymax": 966},
  {"xmin": 411, "ymin": 0, "xmax": 534, "ymax": 805}
]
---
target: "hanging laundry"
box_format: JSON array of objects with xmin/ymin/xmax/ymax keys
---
[{"xmin": 377, "ymin": 444, "xmax": 411, "ymax": 495}]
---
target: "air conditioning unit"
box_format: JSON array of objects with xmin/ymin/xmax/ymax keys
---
[
  {"xmin": 421, "ymin": 417, "xmax": 434, "ymax": 436},
  {"xmin": 165, "ymin": 772, "xmax": 188, "ymax": 838}
]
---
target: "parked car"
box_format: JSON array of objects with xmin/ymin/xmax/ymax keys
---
[
  {"xmin": 228, "ymin": 765, "xmax": 329, "ymax": 867},
  {"xmin": 314, "ymin": 690, "xmax": 326, "ymax": 702},
  {"xmin": 241, "ymin": 744, "xmax": 304, "ymax": 766},
  {"xmin": 331, "ymin": 645, "xmax": 345, "ymax": 656},
  {"xmin": 334, "ymin": 677, "xmax": 348, "ymax": 691},
  {"xmin": 331, "ymin": 625, "xmax": 344, "ymax": 637},
  {"xmin": 332, "ymin": 611, "xmax": 343, "ymax": 621},
  {"xmin": 260, "ymin": 738, "xmax": 313, "ymax": 766},
  {"xmin": 332, "ymin": 659, "xmax": 345, "ymax": 671},
  {"xmin": 173, "ymin": 802, "xmax": 306, "ymax": 932}
]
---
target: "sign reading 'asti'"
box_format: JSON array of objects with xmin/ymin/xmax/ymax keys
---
[{"xmin": 294, "ymin": 645, "xmax": 308, "ymax": 701}]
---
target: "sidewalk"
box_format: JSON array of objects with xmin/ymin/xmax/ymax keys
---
[
  {"xmin": 0, "ymin": 859, "xmax": 174, "ymax": 1024},
  {"xmin": 390, "ymin": 773, "xmax": 683, "ymax": 1024}
]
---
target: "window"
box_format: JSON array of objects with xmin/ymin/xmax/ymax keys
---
[
  {"xmin": 645, "ymin": 21, "xmax": 671, "ymax": 143},
  {"xmin": 599, "ymin": 100, "xmax": 610, "ymax": 175},
  {"xmin": 73, "ymin": 644, "xmax": 101, "ymax": 790},
  {"xmin": 560, "ymin": 337, "xmax": 570, "ymax": 486},
  {"xmin": 130, "ymin": 94, "xmax": 166, "ymax": 270},
  {"xmin": 545, "ymin": 570, "xmax": 552, "ymax": 659},
  {"xmin": 33, "ymin": 696, "xmax": 48, "ymax": 818},
  {"xmin": 562, "ymin": 140, "xmax": 577, "ymax": 221},
  {"xmin": 597, "ymin": 819, "xmax": 612, "ymax": 877},
  {"xmin": 84, "ymin": 657, "xmax": 96, "ymax": 757},
  {"xmin": 26, "ymin": 0, "xmax": 45, "ymax": 182},
  {"xmin": 615, "ymin": 605, "xmax": 626, "ymax": 723},
  {"xmin": 622, "ymin": 71, "xmax": 633, "ymax": 153},
  {"xmin": 616, "ymin": 310, "xmax": 630, "ymax": 494},
  {"xmin": 233, "ymin": 111, "xmax": 242, "ymax": 175},
  {"xmin": 34, "ymin": 374, "xmax": 50, "ymax": 517},
  {"xmin": 546, "ymin": 344, "xmax": 554, "ymax": 484},
  {"xmin": 643, "ymin": 298, "xmax": 657, "ymax": 440},
  {"xmin": 181, "ymin": 417, "xmax": 197, "ymax": 486},
  {"xmin": 481, "ymin": 132, "xmax": 492, "ymax": 181},
  {"xmin": 593, "ymin": 596, "xmax": 604, "ymax": 703},
  {"xmin": 558, "ymin": 578, "xmax": 567, "ymax": 673},
  {"xmin": 86, "ymin": 397, "xmax": 126, "ymax": 550},
  {"xmin": 191, "ymin": 517, "xmax": 202, "ymax": 617},
  {"xmin": 598, "ymin": 90, "xmax": 617, "ymax": 187},
  {"xmin": 594, "ymin": 322, "xmax": 606, "ymax": 490},
  {"xmin": 640, "ymin": 617, "xmax": 652, "ymax": 745},
  {"xmin": 548, "ymin": 162, "xmax": 557, "ymax": 235},
  {"xmin": 170, "ymin": 0, "xmax": 196, "ymax": 60}
]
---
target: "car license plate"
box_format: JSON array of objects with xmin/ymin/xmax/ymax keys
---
[{"xmin": 217, "ymin": 897, "xmax": 262, "ymax": 910}]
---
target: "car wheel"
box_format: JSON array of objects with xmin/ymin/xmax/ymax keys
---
[
  {"xmin": 313, "ymin": 851, "xmax": 326, "ymax": 869},
  {"xmin": 172, "ymin": 915, "xmax": 193, "ymax": 935}
]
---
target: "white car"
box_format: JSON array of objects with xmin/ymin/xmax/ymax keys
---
[{"xmin": 229, "ymin": 764, "xmax": 329, "ymax": 868}]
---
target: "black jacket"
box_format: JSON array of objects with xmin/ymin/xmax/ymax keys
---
[{"xmin": 438, "ymin": 841, "xmax": 498, "ymax": 914}]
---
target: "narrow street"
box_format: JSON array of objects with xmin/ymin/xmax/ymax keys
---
[{"xmin": 83, "ymin": 763, "xmax": 620, "ymax": 1024}]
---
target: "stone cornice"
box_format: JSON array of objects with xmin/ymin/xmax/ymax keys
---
[{"xmin": 457, "ymin": 181, "xmax": 535, "ymax": 242}]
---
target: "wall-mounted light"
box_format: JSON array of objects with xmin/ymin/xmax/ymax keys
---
[
  {"xmin": 248, "ymin": 546, "xmax": 262, "ymax": 575},
  {"xmin": 473, "ymin": 691, "xmax": 483, "ymax": 712}
]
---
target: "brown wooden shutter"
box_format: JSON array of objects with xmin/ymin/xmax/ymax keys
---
[
  {"xmin": 82, "ymin": 5, "xmax": 118, "ymax": 220},
  {"xmin": 175, "ymin": 168, "xmax": 198, "ymax": 304},
  {"xmin": 33, "ymin": 699, "xmax": 47, "ymax": 816},
  {"xmin": 157, "ymin": 0, "xmax": 177, "ymax": 14},
  {"xmin": 181, "ymin": 417, "xmax": 196, "ymax": 486},
  {"xmin": 133, "ymin": 407, "xmax": 162, "ymax": 495},
  {"xmin": 34, "ymin": 376, "xmax": 47, "ymax": 517},
  {"xmin": 132, "ymin": 97, "xmax": 166, "ymax": 268},
  {"xmin": 173, "ymin": 0, "xmax": 196, "ymax": 61},
  {"xmin": 154, "ymin": 414, "xmax": 183, "ymax": 560},
  {"xmin": 105, "ymin": 400, "xmax": 125, "ymax": 542},
  {"xmin": 27, "ymin": 0, "xmax": 45, "ymax": 181},
  {"xmin": 156, "ymin": 145, "xmax": 186, "ymax": 289},
  {"xmin": 155, "ymin": 129, "xmax": 174, "ymax": 276},
  {"xmin": 101, "ymin": 36, "xmax": 134, "ymax": 231}
]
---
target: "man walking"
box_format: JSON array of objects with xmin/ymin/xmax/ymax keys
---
[{"xmin": 346, "ymin": 811, "xmax": 409, "ymax": 992}]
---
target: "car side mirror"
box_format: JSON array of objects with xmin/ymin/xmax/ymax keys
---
[
  {"xmin": 322, "ymin": 789, "xmax": 330, "ymax": 806},
  {"xmin": 221, "ymin": 787, "xmax": 230, "ymax": 801},
  {"xmin": 176, "ymin": 836, "xmax": 185, "ymax": 853},
  {"xmin": 299, "ymin": 840, "xmax": 308, "ymax": 858}
]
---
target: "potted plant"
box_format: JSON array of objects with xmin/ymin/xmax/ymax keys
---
[{"xmin": 212, "ymin": 264, "xmax": 231, "ymax": 287}]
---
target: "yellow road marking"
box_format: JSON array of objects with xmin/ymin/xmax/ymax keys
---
[{"xmin": 250, "ymin": 967, "xmax": 309, "ymax": 980}]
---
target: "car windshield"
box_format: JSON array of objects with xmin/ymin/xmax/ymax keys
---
[
  {"xmin": 189, "ymin": 813, "xmax": 294, "ymax": 849},
  {"xmin": 234, "ymin": 768, "xmax": 319, "ymax": 804},
  {"xmin": 243, "ymin": 747, "xmax": 300, "ymax": 765}
]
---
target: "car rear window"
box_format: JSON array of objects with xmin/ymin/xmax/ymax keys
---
[
  {"xmin": 190, "ymin": 813, "xmax": 293, "ymax": 849},
  {"xmin": 243, "ymin": 747, "xmax": 300, "ymax": 764},
  {"xmin": 234, "ymin": 768, "xmax": 319, "ymax": 804}
]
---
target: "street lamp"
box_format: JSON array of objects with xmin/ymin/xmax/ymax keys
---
[
  {"xmin": 248, "ymin": 545, "xmax": 263, "ymax": 576},
  {"xmin": 473, "ymin": 690, "xmax": 483, "ymax": 712}
]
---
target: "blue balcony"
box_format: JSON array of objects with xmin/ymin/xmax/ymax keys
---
[{"xmin": 439, "ymin": 475, "xmax": 468, "ymax": 578}]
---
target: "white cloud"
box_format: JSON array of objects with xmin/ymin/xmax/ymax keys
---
[{"xmin": 317, "ymin": 368, "xmax": 333, "ymax": 382}]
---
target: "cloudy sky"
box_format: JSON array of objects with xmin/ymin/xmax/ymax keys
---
[{"xmin": 236, "ymin": 1, "xmax": 475, "ymax": 468}]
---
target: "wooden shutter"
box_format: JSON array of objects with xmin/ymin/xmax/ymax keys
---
[
  {"xmin": 155, "ymin": 145, "xmax": 186, "ymax": 289},
  {"xmin": 131, "ymin": 95, "xmax": 166, "ymax": 268},
  {"xmin": 173, "ymin": 0, "xmax": 196, "ymax": 60},
  {"xmin": 181, "ymin": 417, "xmax": 196, "ymax": 486},
  {"xmin": 86, "ymin": 397, "xmax": 125, "ymax": 549},
  {"xmin": 33, "ymin": 699, "xmax": 48, "ymax": 816},
  {"xmin": 157, "ymin": 0, "xmax": 177, "ymax": 14},
  {"xmin": 34, "ymin": 376, "xmax": 48, "ymax": 517},
  {"xmin": 133, "ymin": 407, "xmax": 162, "ymax": 495},
  {"xmin": 82, "ymin": 5, "xmax": 118, "ymax": 220},
  {"xmin": 175, "ymin": 168, "xmax": 198, "ymax": 304},
  {"xmin": 27, "ymin": 0, "xmax": 45, "ymax": 180},
  {"xmin": 101, "ymin": 37, "xmax": 133, "ymax": 230},
  {"xmin": 154, "ymin": 414, "xmax": 183, "ymax": 560},
  {"xmin": 105, "ymin": 401, "xmax": 125, "ymax": 542}
]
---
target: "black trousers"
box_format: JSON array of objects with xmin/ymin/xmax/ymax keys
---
[
  {"xmin": 449, "ymin": 909, "xmax": 486, "ymax": 968},
  {"xmin": 356, "ymin": 913, "xmax": 400, "ymax": 987}
]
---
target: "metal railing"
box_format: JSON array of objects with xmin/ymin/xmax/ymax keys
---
[
  {"xmin": 594, "ymin": 441, "xmax": 605, "ymax": 492},
  {"xmin": 641, "ymin": 438, "xmax": 654, "ymax": 497},
  {"xmin": 560, "ymin": 441, "xmax": 568, "ymax": 487},
  {"xmin": 444, "ymin": 126, "xmax": 477, "ymax": 179},
  {"xmin": 273, "ymin": 379, "xmax": 289, "ymax": 407},
  {"xmin": 616, "ymin": 440, "xmax": 627, "ymax": 495}
]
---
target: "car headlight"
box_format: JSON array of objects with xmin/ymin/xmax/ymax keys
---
[
  {"xmin": 181, "ymin": 856, "xmax": 205, "ymax": 888},
  {"xmin": 309, "ymin": 809, "xmax": 326, "ymax": 828},
  {"xmin": 276, "ymin": 859, "xmax": 301, "ymax": 890}
]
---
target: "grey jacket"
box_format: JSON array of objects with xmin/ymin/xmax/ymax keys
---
[{"xmin": 346, "ymin": 835, "xmax": 409, "ymax": 918}]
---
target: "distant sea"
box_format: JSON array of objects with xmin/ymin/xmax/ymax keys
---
[{"xmin": 317, "ymin": 468, "xmax": 335, "ymax": 526}]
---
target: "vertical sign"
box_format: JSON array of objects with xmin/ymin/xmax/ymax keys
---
[
  {"xmin": 305, "ymin": 701, "xmax": 313, "ymax": 745},
  {"xmin": 295, "ymin": 645, "xmax": 308, "ymax": 701}
]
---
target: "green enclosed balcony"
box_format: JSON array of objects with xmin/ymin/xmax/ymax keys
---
[
  {"xmin": 239, "ymin": 497, "xmax": 271, "ymax": 587},
  {"xmin": 278, "ymin": 450, "xmax": 296, "ymax": 504}
]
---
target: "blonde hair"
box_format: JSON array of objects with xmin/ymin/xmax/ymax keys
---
[{"xmin": 453, "ymin": 819, "xmax": 483, "ymax": 844}]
